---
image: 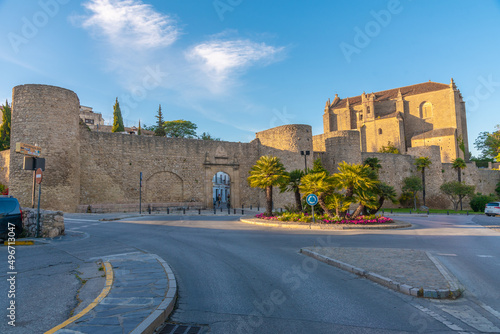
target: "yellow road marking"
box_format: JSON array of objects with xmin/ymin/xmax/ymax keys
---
[
  {"xmin": 44, "ymin": 261, "xmax": 114, "ymax": 334},
  {"xmin": 3, "ymin": 241, "xmax": 34, "ymax": 246}
]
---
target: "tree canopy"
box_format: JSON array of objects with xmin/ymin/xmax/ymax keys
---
[
  {"xmin": 248, "ymin": 156, "xmax": 288, "ymax": 216},
  {"xmin": 164, "ymin": 120, "xmax": 197, "ymax": 138},
  {"xmin": 199, "ymin": 132, "xmax": 221, "ymax": 141},
  {"xmin": 154, "ymin": 105, "xmax": 166, "ymax": 137},
  {"xmin": 0, "ymin": 100, "xmax": 11, "ymax": 151},
  {"xmin": 473, "ymin": 125, "xmax": 500, "ymax": 160},
  {"xmin": 440, "ymin": 181, "xmax": 475, "ymax": 211},
  {"xmin": 402, "ymin": 175, "xmax": 423, "ymax": 210},
  {"xmin": 111, "ymin": 98, "xmax": 124, "ymax": 133},
  {"xmin": 378, "ymin": 142, "xmax": 400, "ymax": 154}
]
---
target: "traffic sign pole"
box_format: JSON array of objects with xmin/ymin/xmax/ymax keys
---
[
  {"xmin": 35, "ymin": 168, "xmax": 43, "ymax": 237},
  {"xmin": 306, "ymin": 194, "xmax": 319, "ymax": 224}
]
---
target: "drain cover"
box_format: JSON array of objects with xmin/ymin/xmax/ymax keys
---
[{"xmin": 158, "ymin": 323, "xmax": 208, "ymax": 334}]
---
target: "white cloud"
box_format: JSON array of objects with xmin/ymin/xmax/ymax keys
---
[
  {"xmin": 77, "ymin": 0, "xmax": 179, "ymax": 49},
  {"xmin": 187, "ymin": 39, "xmax": 284, "ymax": 81}
]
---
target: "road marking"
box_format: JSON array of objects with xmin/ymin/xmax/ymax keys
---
[
  {"xmin": 440, "ymin": 305, "xmax": 500, "ymax": 333},
  {"xmin": 437, "ymin": 253, "xmax": 457, "ymax": 256},
  {"xmin": 477, "ymin": 255, "xmax": 494, "ymax": 258},
  {"xmin": 64, "ymin": 218, "xmax": 100, "ymax": 222},
  {"xmin": 477, "ymin": 302, "xmax": 500, "ymax": 322},
  {"xmin": 44, "ymin": 261, "xmax": 113, "ymax": 334},
  {"xmin": 412, "ymin": 304, "xmax": 465, "ymax": 331},
  {"xmin": 89, "ymin": 251, "xmax": 143, "ymax": 261}
]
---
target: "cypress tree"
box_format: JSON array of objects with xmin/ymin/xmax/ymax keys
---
[
  {"xmin": 0, "ymin": 100, "xmax": 11, "ymax": 151},
  {"xmin": 154, "ymin": 104, "xmax": 166, "ymax": 137},
  {"xmin": 138, "ymin": 120, "xmax": 142, "ymax": 136},
  {"xmin": 112, "ymin": 98, "xmax": 124, "ymax": 132}
]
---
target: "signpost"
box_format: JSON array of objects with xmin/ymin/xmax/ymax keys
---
[
  {"xmin": 139, "ymin": 172, "xmax": 142, "ymax": 214},
  {"xmin": 15, "ymin": 142, "xmax": 41, "ymax": 157},
  {"xmin": 35, "ymin": 168, "xmax": 42, "ymax": 237},
  {"xmin": 17, "ymin": 143, "xmax": 44, "ymax": 208},
  {"xmin": 306, "ymin": 194, "xmax": 318, "ymax": 223}
]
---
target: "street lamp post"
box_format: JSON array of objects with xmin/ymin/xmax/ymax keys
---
[{"xmin": 300, "ymin": 150, "xmax": 310, "ymax": 171}]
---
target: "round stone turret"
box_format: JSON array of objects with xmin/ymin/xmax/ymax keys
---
[{"xmin": 10, "ymin": 84, "xmax": 81, "ymax": 211}]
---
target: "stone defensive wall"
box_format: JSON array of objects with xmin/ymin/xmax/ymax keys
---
[
  {"xmin": 314, "ymin": 131, "xmax": 500, "ymax": 209},
  {"xmin": 0, "ymin": 84, "xmax": 498, "ymax": 212},
  {"xmin": 1, "ymin": 84, "xmax": 314, "ymax": 212}
]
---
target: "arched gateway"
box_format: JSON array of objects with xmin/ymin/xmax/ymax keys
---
[{"xmin": 203, "ymin": 151, "xmax": 241, "ymax": 208}]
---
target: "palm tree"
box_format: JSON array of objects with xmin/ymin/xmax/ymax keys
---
[
  {"xmin": 326, "ymin": 192, "xmax": 350, "ymax": 217},
  {"xmin": 367, "ymin": 183, "xmax": 398, "ymax": 214},
  {"xmin": 248, "ymin": 156, "xmax": 288, "ymax": 216},
  {"xmin": 299, "ymin": 171, "xmax": 335, "ymax": 217},
  {"xmin": 452, "ymin": 158, "xmax": 466, "ymax": 182},
  {"xmin": 414, "ymin": 157, "xmax": 432, "ymax": 206},
  {"xmin": 363, "ymin": 157, "xmax": 382, "ymax": 173},
  {"xmin": 452, "ymin": 158, "xmax": 467, "ymax": 210},
  {"xmin": 332, "ymin": 162, "xmax": 378, "ymax": 218},
  {"xmin": 280, "ymin": 169, "xmax": 304, "ymax": 212}
]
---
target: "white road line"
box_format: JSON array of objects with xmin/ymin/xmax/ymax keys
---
[
  {"xmin": 477, "ymin": 255, "xmax": 494, "ymax": 258},
  {"xmin": 440, "ymin": 305, "xmax": 500, "ymax": 333},
  {"xmin": 437, "ymin": 253, "xmax": 458, "ymax": 256},
  {"xmin": 64, "ymin": 218, "xmax": 100, "ymax": 222},
  {"xmin": 477, "ymin": 302, "xmax": 500, "ymax": 322},
  {"xmin": 412, "ymin": 304, "xmax": 465, "ymax": 331}
]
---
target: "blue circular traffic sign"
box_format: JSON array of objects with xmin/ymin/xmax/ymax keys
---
[{"xmin": 306, "ymin": 194, "xmax": 318, "ymax": 206}]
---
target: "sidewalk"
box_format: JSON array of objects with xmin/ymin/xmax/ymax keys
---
[
  {"xmin": 48, "ymin": 252, "xmax": 177, "ymax": 334},
  {"xmin": 301, "ymin": 247, "xmax": 462, "ymax": 299}
]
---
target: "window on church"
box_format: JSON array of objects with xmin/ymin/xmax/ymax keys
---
[
  {"xmin": 378, "ymin": 128, "xmax": 382, "ymax": 135},
  {"xmin": 359, "ymin": 114, "xmax": 363, "ymax": 121},
  {"xmin": 367, "ymin": 106, "xmax": 371, "ymax": 114},
  {"xmin": 421, "ymin": 102, "xmax": 433, "ymax": 118}
]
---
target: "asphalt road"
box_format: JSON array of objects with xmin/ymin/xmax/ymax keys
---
[{"xmin": 2, "ymin": 213, "xmax": 500, "ymax": 333}]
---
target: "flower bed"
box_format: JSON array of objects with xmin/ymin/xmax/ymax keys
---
[{"xmin": 255, "ymin": 212, "xmax": 393, "ymax": 225}]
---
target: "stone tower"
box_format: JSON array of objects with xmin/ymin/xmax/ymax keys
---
[{"xmin": 9, "ymin": 84, "xmax": 81, "ymax": 212}]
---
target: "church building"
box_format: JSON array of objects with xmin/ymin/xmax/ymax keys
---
[{"xmin": 322, "ymin": 79, "xmax": 468, "ymax": 163}]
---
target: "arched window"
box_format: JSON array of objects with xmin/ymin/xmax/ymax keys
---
[
  {"xmin": 378, "ymin": 128, "xmax": 383, "ymax": 135},
  {"xmin": 421, "ymin": 102, "xmax": 433, "ymax": 118}
]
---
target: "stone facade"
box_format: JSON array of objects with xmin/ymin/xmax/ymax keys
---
[
  {"xmin": 0, "ymin": 83, "xmax": 498, "ymax": 212},
  {"xmin": 22, "ymin": 208, "xmax": 64, "ymax": 238},
  {"xmin": 80, "ymin": 106, "xmax": 104, "ymax": 130},
  {"xmin": 0, "ymin": 150, "xmax": 9, "ymax": 187},
  {"xmin": 322, "ymin": 80, "xmax": 468, "ymax": 163}
]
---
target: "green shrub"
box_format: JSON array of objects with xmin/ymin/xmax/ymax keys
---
[
  {"xmin": 469, "ymin": 193, "xmax": 497, "ymax": 212},
  {"xmin": 398, "ymin": 191, "xmax": 416, "ymax": 208}
]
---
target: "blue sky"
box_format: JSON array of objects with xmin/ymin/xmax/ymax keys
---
[{"xmin": 1, "ymin": 0, "xmax": 499, "ymax": 156}]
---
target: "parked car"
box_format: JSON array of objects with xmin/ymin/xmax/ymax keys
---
[
  {"xmin": 0, "ymin": 196, "xmax": 23, "ymax": 241},
  {"xmin": 485, "ymin": 202, "xmax": 500, "ymax": 216}
]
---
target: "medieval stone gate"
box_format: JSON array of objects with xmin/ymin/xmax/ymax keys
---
[{"xmin": 203, "ymin": 161, "xmax": 240, "ymax": 209}]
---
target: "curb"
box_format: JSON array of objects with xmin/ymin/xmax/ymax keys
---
[
  {"xmin": 239, "ymin": 217, "xmax": 411, "ymax": 230},
  {"xmin": 300, "ymin": 248, "xmax": 462, "ymax": 299},
  {"xmin": 44, "ymin": 254, "xmax": 178, "ymax": 334},
  {"xmin": 130, "ymin": 254, "xmax": 177, "ymax": 334},
  {"xmin": 45, "ymin": 261, "xmax": 114, "ymax": 334}
]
